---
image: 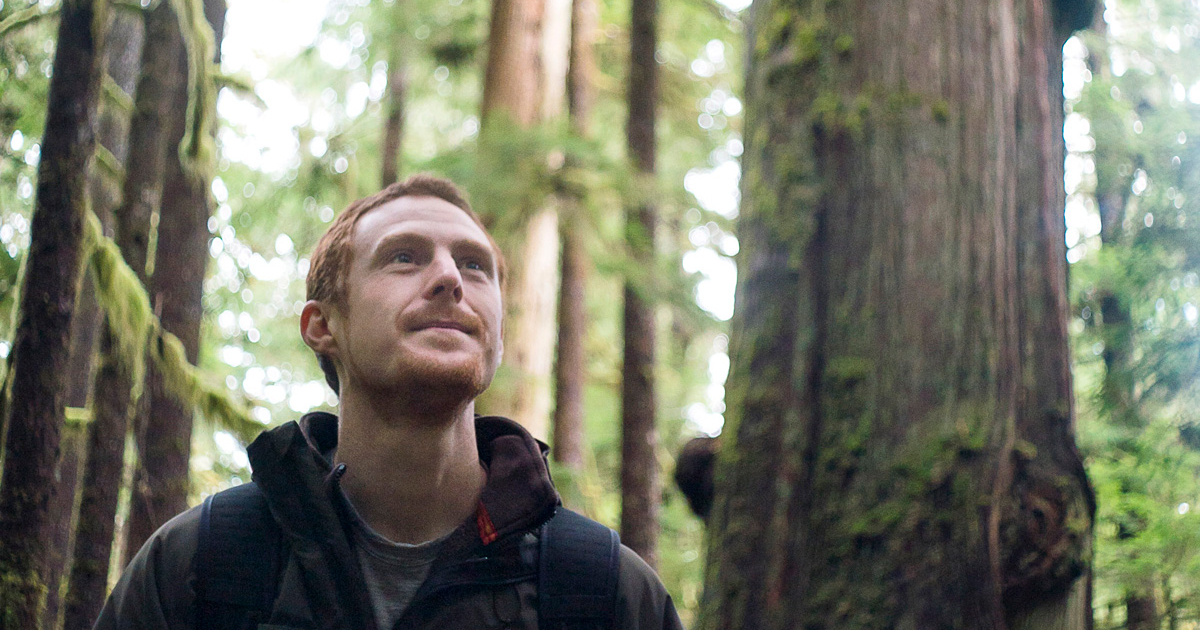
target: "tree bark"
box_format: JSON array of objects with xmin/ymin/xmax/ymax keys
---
[
  {"xmin": 43, "ymin": 10, "xmax": 143, "ymax": 629},
  {"xmin": 699, "ymin": 0, "xmax": 1094, "ymax": 628},
  {"xmin": 0, "ymin": 0, "xmax": 108, "ymax": 626},
  {"xmin": 478, "ymin": 0, "xmax": 560, "ymax": 442},
  {"xmin": 620, "ymin": 0, "xmax": 660, "ymax": 570},
  {"xmin": 482, "ymin": 0, "xmax": 544, "ymax": 129},
  {"xmin": 62, "ymin": 3, "xmax": 176, "ymax": 627},
  {"xmin": 122, "ymin": 0, "xmax": 224, "ymax": 559},
  {"xmin": 1007, "ymin": 2, "xmax": 1095, "ymax": 628},
  {"xmin": 551, "ymin": 0, "xmax": 598, "ymax": 472},
  {"xmin": 379, "ymin": 6, "xmax": 408, "ymax": 188},
  {"xmin": 553, "ymin": 226, "xmax": 588, "ymax": 470},
  {"xmin": 39, "ymin": 424, "xmax": 84, "ymax": 630}
]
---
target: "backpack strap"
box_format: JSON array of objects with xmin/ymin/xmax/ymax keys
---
[
  {"xmin": 195, "ymin": 482, "xmax": 282, "ymax": 630},
  {"xmin": 538, "ymin": 507, "xmax": 621, "ymax": 630}
]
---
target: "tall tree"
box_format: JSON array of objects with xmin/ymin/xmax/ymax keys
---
[
  {"xmin": 62, "ymin": 2, "xmax": 179, "ymax": 626},
  {"xmin": 0, "ymin": 0, "xmax": 108, "ymax": 625},
  {"xmin": 478, "ymin": 0, "xmax": 560, "ymax": 441},
  {"xmin": 44, "ymin": 9, "xmax": 144, "ymax": 629},
  {"xmin": 123, "ymin": 0, "xmax": 225, "ymax": 557},
  {"xmin": 700, "ymin": 1, "xmax": 1094, "ymax": 629},
  {"xmin": 620, "ymin": 0, "xmax": 660, "ymax": 570},
  {"xmin": 551, "ymin": 0, "xmax": 598, "ymax": 472}
]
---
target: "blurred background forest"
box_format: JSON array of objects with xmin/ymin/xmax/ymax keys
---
[{"xmin": 1, "ymin": 0, "xmax": 1199, "ymax": 627}]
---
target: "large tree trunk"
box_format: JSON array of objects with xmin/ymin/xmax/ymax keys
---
[
  {"xmin": 123, "ymin": 0, "xmax": 225, "ymax": 558},
  {"xmin": 61, "ymin": 3, "xmax": 178, "ymax": 627},
  {"xmin": 551, "ymin": 0, "xmax": 598, "ymax": 473},
  {"xmin": 619, "ymin": 0, "xmax": 660, "ymax": 570},
  {"xmin": 478, "ymin": 0, "xmax": 561, "ymax": 442},
  {"xmin": 0, "ymin": 0, "xmax": 108, "ymax": 626},
  {"xmin": 699, "ymin": 1, "xmax": 1094, "ymax": 628},
  {"xmin": 43, "ymin": 10, "xmax": 143, "ymax": 629}
]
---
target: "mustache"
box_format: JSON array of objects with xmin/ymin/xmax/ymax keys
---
[{"xmin": 406, "ymin": 309, "xmax": 483, "ymax": 333}]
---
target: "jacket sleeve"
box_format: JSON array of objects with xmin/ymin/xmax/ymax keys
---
[
  {"xmin": 615, "ymin": 545, "xmax": 686, "ymax": 630},
  {"xmin": 92, "ymin": 506, "xmax": 202, "ymax": 630}
]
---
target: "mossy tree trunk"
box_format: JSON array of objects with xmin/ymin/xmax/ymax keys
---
[
  {"xmin": 44, "ymin": 9, "xmax": 144, "ymax": 630},
  {"xmin": 123, "ymin": 0, "xmax": 225, "ymax": 558},
  {"xmin": 0, "ymin": 0, "xmax": 108, "ymax": 626},
  {"xmin": 699, "ymin": 1, "xmax": 1094, "ymax": 628},
  {"xmin": 551, "ymin": 0, "xmax": 598, "ymax": 473},
  {"xmin": 620, "ymin": 0, "xmax": 660, "ymax": 570},
  {"xmin": 62, "ymin": 3, "xmax": 179, "ymax": 627}
]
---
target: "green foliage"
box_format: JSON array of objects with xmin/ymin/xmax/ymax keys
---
[{"xmin": 1067, "ymin": 0, "xmax": 1200, "ymax": 625}]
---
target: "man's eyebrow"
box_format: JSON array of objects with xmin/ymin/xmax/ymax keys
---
[
  {"xmin": 453, "ymin": 239, "xmax": 495, "ymax": 262},
  {"xmin": 367, "ymin": 233, "xmax": 425, "ymax": 263}
]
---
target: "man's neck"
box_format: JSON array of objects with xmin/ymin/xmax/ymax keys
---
[{"xmin": 333, "ymin": 387, "xmax": 486, "ymax": 545}]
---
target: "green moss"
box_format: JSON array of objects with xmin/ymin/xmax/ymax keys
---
[
  {"xmin": 1013, "ymin": 439, "xmax": 1038, "ymax": 460},
  {"xmin": 834, "ymin": 34, "xmax": 854, "ymax": 54},
  {"xmin": 793, "ymin": 21, "xmax": 825, "ymax": 65},
  {"xmin": 885, "ymin": 89, "xmax": 922, "ymax": 115},
  {"xmin": 930, "ymin": 100, "xmax": 951, "ymax": 124}
]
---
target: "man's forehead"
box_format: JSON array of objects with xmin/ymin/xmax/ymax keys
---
[{"xmin": 353, "ymin": 196, "xmax": 490, "ymax": 249}]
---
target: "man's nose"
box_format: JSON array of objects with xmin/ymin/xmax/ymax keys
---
[{"xmin": 425, "ymin": 252, "xmax": 463, "ymax": 301}]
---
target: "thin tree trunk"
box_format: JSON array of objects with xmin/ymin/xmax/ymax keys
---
[
  {"xmin": 62, "ymin": 3, "xmax": 176, "ymax": 626},
  {"xmin": 553, "ymin": 227, "xmax": 587, "ymax": 470},
  {"xmin": 123, "ymin": 0, "xmax": 225, "ymax": 558},
  {"xmin": 380, "ymin": 8, "xmax": 407, "ymax": 187},
  {"xmin": 551, "ymin": 0, "xmax": 598, "ymax": 472},
  {"xmin": 0, "ymin": 0, "xmax": 108, "ymax": 625},
  {"xmin": 699, "ymin": 0, "xmax": 1093, "ymax": 628},
  {"xmin": 1125, "ymin": 587, "xmax": 1157, "ymax": 630},
  {"xmin": 620, "ymin": 0, "xmax": 659, "ymax": 570},
  {"xmin": 43, "ymin": 10, "xmax": 143, "ymax": 629}
]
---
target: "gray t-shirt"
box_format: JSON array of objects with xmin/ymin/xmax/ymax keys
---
[{"xmin": 341, "ymin": 492, "xmax": 448, "ymax": 630}]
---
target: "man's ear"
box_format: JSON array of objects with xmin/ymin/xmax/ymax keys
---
[{"xmin": 300, "ymin": 300, "xmax": 339, "ymax": 356}]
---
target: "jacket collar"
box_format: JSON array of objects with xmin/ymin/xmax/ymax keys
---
[{"xmin": 246, "ymin": 411, "xmax": 560, "ymax": 551}]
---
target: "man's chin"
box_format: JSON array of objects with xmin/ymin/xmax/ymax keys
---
[{"xmin": 399, "ymin": 359, "xmax": 489, "ymax": 399}]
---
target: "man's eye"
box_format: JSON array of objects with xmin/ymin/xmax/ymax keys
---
[
  {"xmin": 392, "ymin": 252, "xmax": 414, "ymax": 264},
  {"xmin": 462, "ymin": 260, "xmax": 484, "ymax": 272}
]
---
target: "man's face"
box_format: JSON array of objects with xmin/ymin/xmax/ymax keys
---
[{"xmin": 321, "ymin": 195, "xmax": 504, "ymax": 399}]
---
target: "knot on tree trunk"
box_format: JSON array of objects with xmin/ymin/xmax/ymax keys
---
[{"xmin": 1001, "ymin": 461, "xmax": 1091, "ymax": 609}]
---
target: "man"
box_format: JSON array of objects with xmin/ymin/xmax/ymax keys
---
[{"xmin": 96, "ymin": 174, "xmax": 683, "ymax": 629}]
